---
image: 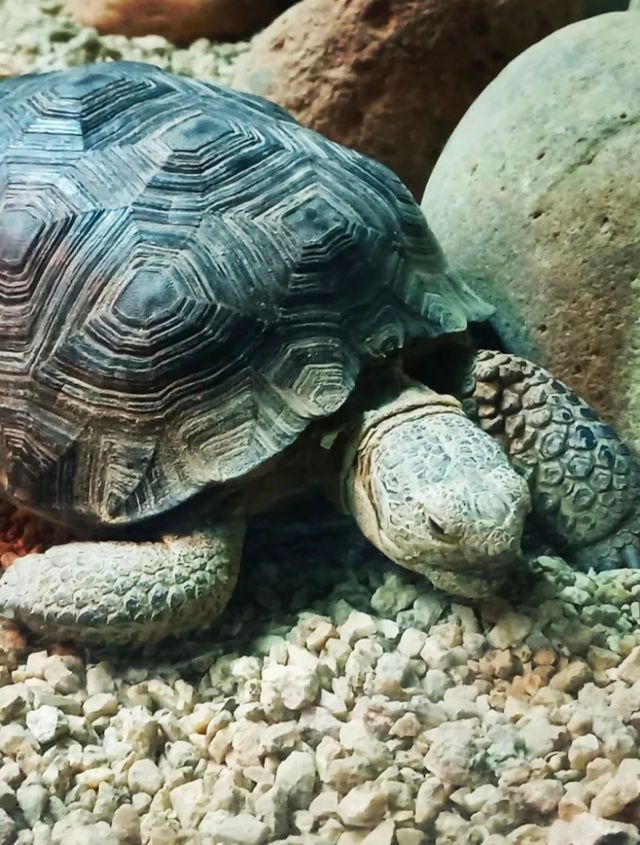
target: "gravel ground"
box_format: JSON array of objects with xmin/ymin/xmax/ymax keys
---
[
  {"xmin": 0, "ymin": 0, "xmax": 247, "ymax": 81},
  {"xmin": 2, "ymin": 496, "xmax": 640, "ymax": 845},
  {"xmin": 0, "ymin": 3, "xmax": 640, "ymax": 844}
]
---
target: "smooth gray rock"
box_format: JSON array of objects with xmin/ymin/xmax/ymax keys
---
[{"xmin": 423, "ymin": 13, "xmax": 640, "ymax": 449}]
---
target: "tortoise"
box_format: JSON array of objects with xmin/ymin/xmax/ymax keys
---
[{"xmin": 0, "ymin": 61, "xmax": 638, "ymax": 645}]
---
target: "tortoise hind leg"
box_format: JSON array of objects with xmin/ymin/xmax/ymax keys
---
[
  {"xmin": 459, "ymin": 349, "xmax": 640, "ymax": 572},
  {"xmin": 0, "ymin": 516, "xmax": 245, "ymax": 645}
]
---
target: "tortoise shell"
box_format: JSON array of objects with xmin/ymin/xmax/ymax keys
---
[{"xmin": 0, "ymin": 61, "xmax": 491, "ymax": 529}]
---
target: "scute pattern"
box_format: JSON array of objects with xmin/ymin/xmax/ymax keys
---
[{"xmin": 0, "ymin": 61, "xmax": 491, "ymax": 529}]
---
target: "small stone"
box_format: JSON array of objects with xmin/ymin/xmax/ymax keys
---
[
  {"xmin": 170, "ymin": 779, "xmax": 206, "ymax": 829},
  {"xmin": 261, "ymin": 664, "xmax": 319, "ymax": 711},
  {"xmin": 549, "ymin": 660, "xmax": 592, "ymax": 694},
  {"xmin": 590, "ymin": 758, "xmax": 640, "ymax": 818},
  {"xmin": 519, "ymin": 779, "xmax": 563, "ymax": 815},
  {"xmin": 568, "ymin": 735, "xmax": 600, "ymax": 771},
  {"xmin": 261, "ymin": 721, "xmax": 299, "ymax": 755},
  {"xmin": 309, "ymin": 790, "xmax": 339, "ymax": 818},
  {"xmin": 423, "ymin": 720, "xmax": 480, "ymax": 785},
  {"xmin": 0, "ymin": 762, "xmax": 20, "ymax": 789},
  {"xmin": 337, "ymin": 787, "xmax": 387, "ymax": 827},
  {"xmin": 127, "ymin": 759, "xmax": 164, "ymax": 796},
  {"xmin": 423, "ymin": 669, "xmax": 453, "ymax": 701},
  {"xmin": 306, "ymin": 620, "xmax": 337, "ymax": 652},
  {"xmin": 76, "ymin": 767, "xmax": 114, "ymax": 789},
  {"xmin": 518, "ymin": 712, "xmax": 565, "ymax": 758},
  {"xmin": 110, "ymin": 707, "xmax": 159, "ymax": 758},
  {"xmin": 585, "ymin": 646, "xmax": 620, "ymax": 672},
  {"xmin": 31, "ymin": 690, "xmax": 81, "ymax": 715},
  {"xmin": 377, "ymin": 618, "xmax": 400, "ymax": 640},
  {"xmin": 508, "ymin": 824, "xmax": 548, "ymax": 845},
  {"xmin": 83, "ymin": 693, "xmax": 118, "ymax": 721},
  {"xmin": 41, "ymin": 655, "xmax": 81, "ymax": 695},
  {"xmin": 371, "ymin": 652, "xmax": 413, "ymax": 695},
  {"xmin": 548, "ymin": 811, "xmax": 640, "ymax": 844},
  {"xmin": 111, "ymin": 804, "xmax": 140, "ymax": 844},
  {"xmin": 486, "ymin": 613, "xmax": 533, "ymax": 649},
  {"xmin": 363, "ymin": 820, "xmax": 395, "ymax": 845},
  {"xmin": 253, "ymin": 785, "xmax": 288, "ymax": 839},
  {"xmin": 26, "ymin": 705, "xmax": 68, "ymax": 744},
  {"xmin": 274, "ymin": 750, "xmax": 316, "ymax": 810},
  {"xmin": 0, "ymin": 684, "xmax": 27, "ymax": 722},
  {"xmin": 16, "ymin": 782, "xmax": 48, "ymax": 827},
  {"xmin": 411, "ymin": 594, "xmax": 445, "ymax": 629},
  {"xmin": 292, "ymin": 810, "xmax": 314, "ymax": 835},
  {"xmin": 397, "ymin": 628, "xmax": 428, "ymax": 658},
  {"xmin": 389, "ymin": 712, "xmax": 421, "ymax": 738},
  {"xmin": 415, "ymin": 776, "xmax": 452, "ymax": 826},
  {"xmin": 146, "ymin": 679, "xmax": 179, "ymax": 712},
  {"xmin": 199, "ymin": 811, "xmax": 268, "ymax": 845},
  {"xmin": 370, "ymin": 574, "xmax": 418, "ymax": 617},
  {"xmin": 51, "ymin": 816, "xmax": 118, "ymax": 845},
  {"xmin": 23, "ymin": 651, "xmax": 48, "ymax": 679},
  {"xmin": 319, "ymin": 689, "xmax": 348, "ymax": 719},
  {"xmin": 85, "ymin": 664, "xmax": 115, "ymax": 696},
  {"xmin": 339, "ymin": 611, "xmax": 377, "ymax": 645},
  {"xmin": 618, "ymin": 646, "xmax": 640, "ymax": 684}
]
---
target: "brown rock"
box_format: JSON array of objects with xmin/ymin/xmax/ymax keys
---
[
  {"xmin": 233, "ymin": 0, "xmax": 590, "ymax": 199},
  {"xmin": 0, "ymin": 620, "xmax": 28, "ymax": 668},
  {"xmin": 423, "ymin": 13, "xmax": 640, "ymax": 448},
  {"xmin": 64, "ymin": 0, "xmax": 292, "ymax": 45}
]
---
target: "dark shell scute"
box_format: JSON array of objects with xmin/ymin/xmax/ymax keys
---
[{"xmin": 0, "ymin": 61, "xmax": 490, "ymax": 529}]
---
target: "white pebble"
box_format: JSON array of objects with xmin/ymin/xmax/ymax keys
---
[
  {"xmin": 127, "ymin": 759, "xmax": 164, "ymax": 795},
  {"xmin": 339, "ymin": 611, "xmax": 377, "ymax": 645},
  {"xmin": 337, "ymin": 786, "xmax": 387, "ymax": 827},
  {"xmin": 82, "ymin": 694, "xmax": 118, "ymax": 721},
  {"xmin": 199, "ymin": 810, "xmax": 268, "ymax": 845},
  {"xmin": 26, "ymin": 705, "xmax": 68, "ymax": 744}
]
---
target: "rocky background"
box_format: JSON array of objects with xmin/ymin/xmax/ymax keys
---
[
  {"xmin": 0, "ymin": 2, "xmax": 639, "ymax": 845},
  {"xmin": 423, "ymin": 12, "xmax": 640, "ymax": 457}
]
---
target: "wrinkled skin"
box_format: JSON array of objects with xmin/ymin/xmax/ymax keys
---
[{"xmin": 342, "ymin": 380, "xmax": 531, "ymax": 597}]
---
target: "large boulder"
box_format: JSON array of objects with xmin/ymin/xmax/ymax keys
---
[
  {"xmin": 64, "ymin": 0, "xmax": 292, "ymax": 44},
  {"xmin": 233, "ymin": 0, "xmax": 588, "ymax": 199},
  {"xmin": 423, "ymin": 13, "xmax": 640, "ymax": 448}
]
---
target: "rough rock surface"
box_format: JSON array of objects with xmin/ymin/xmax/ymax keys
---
[
  {"xmin": 64, "ymin": 0, "xmax": 292, "ymax": 44},
  {"xmin": 423, "ymin": 13, "xmax": 640, "ymax": 450},
  {"xmin": 232, "ymin": 0, "xmax": 591, "ymax": 199}
]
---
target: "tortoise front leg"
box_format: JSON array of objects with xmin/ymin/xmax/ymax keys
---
[
  {"xmin": 0, "ymin": 516, "xmax": 245, "ymax": 645},
  {"xmin": 459, "ymin": 349, "xmax": 640, "ymax": 572}
]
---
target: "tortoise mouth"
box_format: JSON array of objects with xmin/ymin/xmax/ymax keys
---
[{"xmin": 417, "ymin": 551, "xmax": 527, "ymax": 599}]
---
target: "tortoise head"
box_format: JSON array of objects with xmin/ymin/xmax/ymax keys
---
[{"xmin": 340, "ymin": 380, "xmax": 531, "ymax": 597}]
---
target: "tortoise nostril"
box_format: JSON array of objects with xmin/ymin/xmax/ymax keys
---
[{"xmin": 428, "ymin": 516, "xmax": 452, "ymax": 542}]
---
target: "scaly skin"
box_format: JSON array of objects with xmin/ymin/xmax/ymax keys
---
[
  {"xmin": 340, "ymin": 375, "xmax": 532, "ymax": 597},
  {"xmin": 460, "ymin": 350, "xmax": 640, "ymax": 572},
  {"xmin": 0, "ymin": 517, "xmax": 245, "ymax": 644}
]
